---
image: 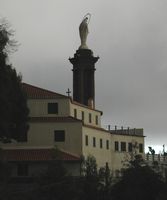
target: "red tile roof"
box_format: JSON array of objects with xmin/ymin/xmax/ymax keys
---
[
  {"xmin": 22, "ymin": 83, "xmax": 68, "ymax": 99},
  {"xmin": 30, "ymin": 116, "xmax": 82, "ymax": 123},
  {"xmin": 0, "ymin": 149, "xmax": 80, "ymax": 162},
  {"xmin": 22, "ymin": 83, "xmax": 103, "ymax": 114}
]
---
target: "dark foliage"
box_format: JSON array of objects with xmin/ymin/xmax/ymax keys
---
[
  {"xmin": 77, "ymin": 155, "xmax": 113, "ymax": 200},
  {"xmin": 31, "ymin": 160, "xmax": 80, "ymax": 200},
  {"xmin": 0, "ymin": 160, "xmax": 11, "ymax": 184},
  {"xmin": 110, "ymin": 155, "xmax": 167, "ymax": 200},
  {"xmin": 1, "ymin": 155, "xmax": 167, "ymax": 200},
  {"xmin": 0, "ymin": 21, "xmax": 29, "ymax": 142}
]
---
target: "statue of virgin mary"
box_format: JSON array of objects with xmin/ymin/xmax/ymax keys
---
[{"xmin": 79, "ymin": 14, "xmax": 91, "ymax": 49}]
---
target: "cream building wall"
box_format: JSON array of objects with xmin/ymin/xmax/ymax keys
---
[
  {"xmin": 82, "ymin": 126, "xmax": 111, "ymax": 168},
  {"xmin": 28, "ymin": 121, "xmax": 82, "ymax": 155},
  {"xmin": 1, "ymin": 121, "xmax": 83, "ymax": 157},
  {"xmin": 70, "ymin": 102, "xmax": 102, "ymax": 127},
  {"xmin": 28, "ymin": 98, "xmax": 70, "ymax": 117},
  {"xmin": 28, "ymin": 97, "xmax": 102, "ymax": 128},
  {"xmin": 111, "ymin": 134, "xmax": 145, "ymax": 175}
]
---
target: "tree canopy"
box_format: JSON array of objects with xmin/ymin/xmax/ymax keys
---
[
  {"xmin": 110, "ymin": 155, "xmax": 167, "ymax": 200},
  {"xmin": 0, "ymin": 154, "xmax": 167, "ymax": 200},
  {"xmin": 0, "ymin": 20, "xmax": 29, "ymax": 142}
]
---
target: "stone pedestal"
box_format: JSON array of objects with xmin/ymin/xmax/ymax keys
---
[{"xmin": 69, "ymin": 49, "xmax": 99, "ymax": 108}]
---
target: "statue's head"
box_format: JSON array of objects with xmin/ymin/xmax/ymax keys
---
[
  {"xmin": 82, "ymin": 17, "xmax": 88, "ymax": 23},
  {"xmin": 81, "ymin": 13, "xmax": 91, "ymax": 25}
]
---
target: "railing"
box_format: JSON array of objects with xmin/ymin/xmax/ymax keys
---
[
  {"xmin": 109, "ymin": 128, "xmax": 143, "ymax": 136},
  {"xmin": 145, "ymin": 154, "xmax": 167, "ymax": 162}
]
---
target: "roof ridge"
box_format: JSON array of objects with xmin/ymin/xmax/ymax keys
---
[
  {"xmin": 30, "ymin": 116, "xmax": 82, "ymax": 123},
  {"xmin": 57, "ymin": 149, "xmax": 80, "ymax": 159},
  {"xmin": 71, "ymin": 99, "xmax": 103, "ymax": 114},
  {"xmin": 2, "ymin": 148, "xmax": 80, "ymax": 161},
  {"xmin": 83, "ymin": 124, "xmax": 110, "ymax": 133}
]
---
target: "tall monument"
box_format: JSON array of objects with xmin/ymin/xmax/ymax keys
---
[{"xmin": 69, "ymin": 14, "xmax": 99, "ymax": 108}]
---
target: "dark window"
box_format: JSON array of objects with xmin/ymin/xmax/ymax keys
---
[
  {"xmin": 89, "ymin": 113, "xmax": 92, "ymax": 123},
  {"xmin": 82, "ymin": 111, "xmax": 84, "ymax": 121},
  {"xmin": 93, "ymin": 137, "xmax": 96, "ymax": 147},
  {"xmin": 139, "ymin": 143, "xmax": 143, "ymax": 153},
  {"xmin": 115, "ymin": 141, "xmax": 119, "ymax": 151},
  {"xmin": 48, "ymin": 103, "xmax": 58, "ymax": 114},
  {"xmin": 54, "ymin": 130, "xmax": 65, "ymax": 142},
  {"xmin": 17, "ymin": 163, "xmax": 28, "ymax": 176},
  {"xmin": 128, "ymin": 143, "xmax": 132, "ymax": 152},
  {"xmin": 100, "ymin": 138, "xmax": 103, "ymax": 148},
  {"xmin": 85, "ymin": 135, "xmax": 88, "ymax": 146},
  {"xmin": 121, "ymin": 142, "xmax": 126, "ymax": 151},
  {"xmin": 74, "ymin": 109, "xmax": 77, "ymax": 118},
  {"xmin": 95, "ymin": 115, "xmax": 98, "ymax": 125},
  {"xmin": 106, "ymin": 140, "xmax": 109, "ymax": 149}
]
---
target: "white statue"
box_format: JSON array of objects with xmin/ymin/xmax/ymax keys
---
[{"xmin": 79, "ymin": 13, "xmax": 91, "ymax": 49}]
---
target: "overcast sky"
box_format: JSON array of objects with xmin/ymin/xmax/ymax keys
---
[{"xmin": 1, "ymin": 0, "xmax": 167, "ymax": 152}]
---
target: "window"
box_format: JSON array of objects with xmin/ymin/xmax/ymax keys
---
[
  {"xmin": 115, "ymin": 141, "xmax": 119, "ymax": 151},
  {"xmin": 82, "ymin": 111, "xmax": 84, "ymax": 121},
  {"xmin": 17, "ymin": 163, "xmax": 28, "ymax": 176},
  {"xmin": 128, "ymin": 143, "xmax": 132, "ymax": 152},
  {"xmin": 100, "ymin": 139, "xmax": 103, "ymax": 148},
  {"xmin": 85, "ymin": 135, "xmax": 88, "ymax": 146},
  {"xmin": 121, "ymin": 142, "xmax": 126, "ymax": 151},
  {"xmin": 95, "ymin": 115, "xmax": 98, "ymax": 125},
  {"xmin": 89, "ymin": 113, "xmax": 92, "ymax": 123},
  {"xmin": 139, "ymin": 143, "xmax": 143, "ymax": 153},
  {"xmin": 93, "ymin": 137, "xmax": 96, "ymax": 147},
  {"xmin": 106, "ymin": 140, "xmax": 109, "ymax": 149},
  {"xmin": 54, "ymin": 130, "xmax": 65, "ymax": 142},
  {"xmin": 74, "ymin": 109, "xmax": 77, "ymax": 118},
  {"xmin": 48, "ymin": 103, "xmax": 58, "ymax": 114}
]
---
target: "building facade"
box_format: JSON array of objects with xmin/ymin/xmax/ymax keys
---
[
  {"xmin": 0, "ymin": 82, "xmax": 145, "ymax": 177},
  {"xmin": 0, "ymin": 43, "xmax": 145, "ymax": 178}
]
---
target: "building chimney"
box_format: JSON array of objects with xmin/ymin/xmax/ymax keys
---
[{"xmin": 88, "ymin": 98, "xmax": 94, "ymax": 109}]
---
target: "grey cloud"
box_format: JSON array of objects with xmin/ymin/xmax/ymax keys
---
[{"xmin": 1, "ymin": 0, "xmax": 167, "ymax": 152}]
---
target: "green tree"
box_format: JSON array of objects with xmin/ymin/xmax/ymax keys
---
[
  {"xmin": 148, "ymin": 146, "xmax": 155, "ymax": 161},
  {"xmin": 0, "ymin": 20, "xmax": 29, "ymax": 142},
  {"xmin": 110, "ymin": 155, "xmax": 166, "ymax": 200},
  {"xmin": 84, "ymin": 155, "xmax": 98, "ymax": 177},
  {"xmin": 98, "ymin": 163, "xmax": 113, "ymax": 200},
  {"xmin": 79, "ymin": 155, "xmax": 101, "ymax": 200},
  {"xmin": 34, "ymin": 161, "xmax": 73, "ymax": 200}
]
